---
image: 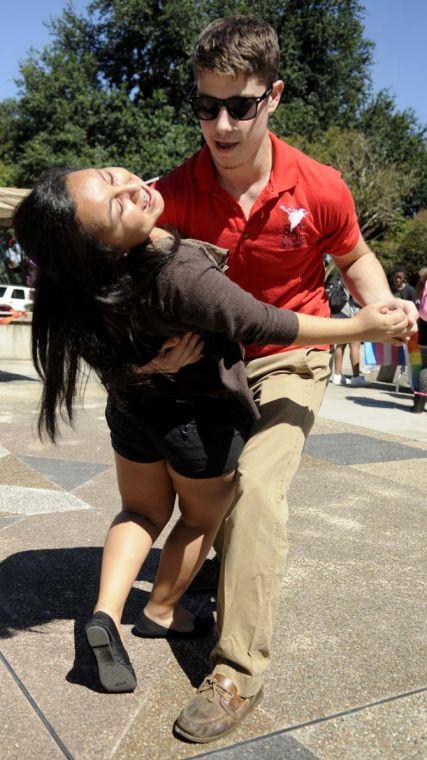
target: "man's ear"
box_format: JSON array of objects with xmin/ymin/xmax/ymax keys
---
[{"xmin": 268, "ymin": 80, "xmax": 284, "ymax": 115}]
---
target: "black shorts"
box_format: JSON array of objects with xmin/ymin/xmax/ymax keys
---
[{"xmin": 105, "ymin": 396, "xmax": 253, "ymax": 479}]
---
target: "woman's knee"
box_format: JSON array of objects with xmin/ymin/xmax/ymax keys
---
[
  {"xmin": 177, "ymin": 473, "xmax": 237, "ymax": 530},
  {"xmin": 120, "ymin": 498, "xmax": 174, "ymax": 532},
  {"xmin": 178, "ymin": 509, "xmax": 219, "ymax": 531}
]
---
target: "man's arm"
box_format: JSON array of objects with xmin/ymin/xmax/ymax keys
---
[{"xmin": 331, "ymin": 235, "xmax": 419, "ymax": 332}]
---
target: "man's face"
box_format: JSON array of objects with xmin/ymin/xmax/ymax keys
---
[
  {"xmin": 394, "ymin": 271, "xmax": 406, "ymax": 288},
  {"xmin": 194, "ymin": 70, "xmax": 283, "ymax": 172}
]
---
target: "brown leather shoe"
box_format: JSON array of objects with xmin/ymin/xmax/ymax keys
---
[{"xmin": 174, "ymin": 674, "xmax": 263, "ymax": 743}]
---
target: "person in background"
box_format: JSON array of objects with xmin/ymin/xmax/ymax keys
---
[
  {"xmin": 5, "ymin": 238, "xmax": 23, "ymax": 285},
  {"xmin": 332, "ymin": 339, "xmax": 365, "ymax": 386},
  {"xmin": 392, "ymin": 265, "xmax": 416, "ymax": 302},
  {"xmin": 0, "ymin": 237, "xmax": 7, "ymax": 281},
  {"xmin": 411, "ymin": 266, "xmax": 427, "ymax": 413},
  {"xmin": 329, "ymin": 278, "xmax": 366, "ymax": 386}
]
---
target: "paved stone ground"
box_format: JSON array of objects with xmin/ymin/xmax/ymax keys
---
[{"xmin": 0, "ymin": 360, "xmax": 425, "ymax": 759}]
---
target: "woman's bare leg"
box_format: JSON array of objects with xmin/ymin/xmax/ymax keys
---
[
  {"xmin": 93, "ymin": 453, "xmax": 175, "ymax": 632},
  {"xmin": 144, "ymin": 466, "xmax": 237, "ymax": 630},
  {"xmin": 349, "ymin": 341, "xmax": 361, "ymax": 376}
]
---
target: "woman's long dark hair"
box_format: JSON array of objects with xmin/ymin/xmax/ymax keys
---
[{"xmin": 13, "ymin": 167, "xmax": 178, "ymax": 442}]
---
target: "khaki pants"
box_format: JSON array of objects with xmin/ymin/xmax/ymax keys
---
[{"xmin": 211, "ymin": 347, "xmax": 332, "ymax": 697}]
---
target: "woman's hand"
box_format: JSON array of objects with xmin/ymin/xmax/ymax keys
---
[
  {"xmin": 352, "ymin": 303, "xmax": 414, "ymax": 344},
  {"xmin": 136, "ymin": 332, "xmax": 205, "ymax": 374}
]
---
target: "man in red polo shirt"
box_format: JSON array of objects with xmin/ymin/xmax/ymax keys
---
[{"xmin": 149, "ymin": 16, "xmax": 418, "ymax": 742}]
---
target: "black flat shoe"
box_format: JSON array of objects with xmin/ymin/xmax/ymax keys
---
[
  {"xmin": 85, "ymin": 611, "xmax": 137, "ymax": 693},
  {"xmin": 132, "ymin": 609, "xmax": 215, "ymax": 640}
]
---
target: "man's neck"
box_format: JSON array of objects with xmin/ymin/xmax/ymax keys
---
[{"xmin": 214, "ymin": 133, "xmax": 273, "ymax": 200}]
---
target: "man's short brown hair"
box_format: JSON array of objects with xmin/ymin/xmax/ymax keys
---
[{"xmin": 193, "ymin": 16, "xmax": 280, "ymax": 85}]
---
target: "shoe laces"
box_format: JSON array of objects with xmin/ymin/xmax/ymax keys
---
[{"xmin": 199, "ymin": 676, "xmax": 231, "ymax": 704}]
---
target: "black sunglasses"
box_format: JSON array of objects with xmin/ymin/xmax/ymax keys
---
[{"xmin": 186, "ymin": 86, "xmax": 273, "ymax": 121}]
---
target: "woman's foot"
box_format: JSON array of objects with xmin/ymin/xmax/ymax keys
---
[
  {"xmin": 133, "ymin": 604, "xmax": 214, "ymax": 639},
  {"xmin": 145, "ymin": 603, "xmax": 196, "ymax": 632},
  {"xmin": 85, "ymin": 611, "xmax": 137, "ymax": 693}
]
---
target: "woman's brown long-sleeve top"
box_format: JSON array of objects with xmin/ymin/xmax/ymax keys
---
[{"xmin": 123, "ymin": 239, "xmax": 299, "ymax": 419}]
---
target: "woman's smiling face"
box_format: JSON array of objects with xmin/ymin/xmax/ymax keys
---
[{"xmin": 66, "ymin": 167, "xmax": 164, "ymax": 251}]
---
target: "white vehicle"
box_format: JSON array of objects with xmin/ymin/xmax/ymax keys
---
[{"xmin": 0, "ymin": 283, "xmax": 34, "ymax": 313}]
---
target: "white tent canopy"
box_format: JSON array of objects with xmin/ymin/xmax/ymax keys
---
[{"xmin": 0, "ymin": 187, "xmax": 30, "ymax": 228}]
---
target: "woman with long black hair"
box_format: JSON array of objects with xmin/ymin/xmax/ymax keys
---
[{"xmin": 13, "ymin": 166, "xmax": 409, "ymax": 694}]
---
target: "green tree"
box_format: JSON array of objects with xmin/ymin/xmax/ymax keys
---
[
  {"xmin": 358, "ymin": 91, "xmax": 427, "ymax": 213},
  {"xmin": 90, "ymin": 0, "xmax": 373, "ymax": 132},
  {"xmin": 269, "ymin": 0, "xmax": 373, "ymax": 135},
  {"xmin": 1, "ymin": 0, "xmax": 426, "ymax": 237},
  {"xmin": 285, "ymin": 127, "xmax": 416, "ymax": 240},
  {"xmin": 372, "ymin": 215, "xmax": 427, "ymax": 280},
  {"xmin": 1, "ymin": 0, "xmax": 375, "ymax": 183},
  {"xmin": 0, "ymin": 100, "xmax": 18, "ymax": 184},
  {"xmin": 0, "ymin": 162, "xmax": 15, "ymax": 186}
]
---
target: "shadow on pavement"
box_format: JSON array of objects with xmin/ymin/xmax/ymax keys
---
[
  {"xmin": 346, "ymin": 395, "xmax": 411, "ymax": 412},
  {"xmin": 362, "ymin": 379, "xmax": 411, "ymax": 395},
  {"xmin": 167, "ymin": 595, "xmax": 218, "ymax": 689},
  {"xmin": 0, "ymin": 546, "xmax": 154, "ymax": 691},
  {"xmin": 0, "ymin": 546, "xmax": 217, "ymax": 692},
  {"xmin": 0, "ymin": 369, "xmax": 38, "ymax": 383}
]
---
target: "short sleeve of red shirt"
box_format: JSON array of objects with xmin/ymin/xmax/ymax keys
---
[{"xmin": 318, "ymin": 177, "xmax": 360, "ymax": 257}]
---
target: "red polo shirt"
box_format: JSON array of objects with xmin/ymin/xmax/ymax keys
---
[{"xmin": 156, "ymin": 132, "xmax": 360, "ymax": 358}]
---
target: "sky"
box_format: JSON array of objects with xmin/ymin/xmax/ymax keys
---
[{"xmin": 0, "ymin": 0, "xmax": 426, "ymax": 126}]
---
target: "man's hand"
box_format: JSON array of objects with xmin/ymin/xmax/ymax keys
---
[
  {"xmin": 332, "ymin": 241, "xmax": 418, "ymax": 339},
  {"xmin": 388, "ymin": 298, "xmax": 419, "ymax": 328},
  {"xmin": 379, "ymin": 298, "xmax": 418, "ymax": 343},
  {"xmin": 354, "ymin": 300, "xmax": 417, "ymax": 345},
  {"xmin": 353, "ymin": 303, "xmax": 409, "ymax": 345},
  {"xmin": 136, "ymin": 332, "xmax": 205, "ymax": 374}
]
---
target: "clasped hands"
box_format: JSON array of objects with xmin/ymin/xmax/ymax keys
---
[{"xmin": 357, "ymin": 297, "xmax": 418, "ymax": 346}]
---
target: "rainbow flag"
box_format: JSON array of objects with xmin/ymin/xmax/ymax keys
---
[
  {"xmin": 405, "ymin": 332, "xmax": 423, "ymax": 393},
  {"xmin": 363, "ymin": 342, "xmax": 405, "ymax": 366}
]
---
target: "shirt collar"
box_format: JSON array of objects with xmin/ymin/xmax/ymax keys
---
[
  {"xmin": 194, "ymin": 132, "xmax": 299, "ymax": 194},
  {"xmin": 269, "ymin": 132, "xmax": 299, "ymax": 193}
]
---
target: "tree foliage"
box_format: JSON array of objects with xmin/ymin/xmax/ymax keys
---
[
  {"xmin": 358, "ymin": 91, "xmax": 427, "ymax": 215},
  {"xmin": 288, "ymin": 127, "xmax": 417, "ymax": 240},
  {"xmin": 372, "ymin": 215, "xmax": 427, "ymax": 280},
  {"xmin": 0, "ymin": 0, "xmax": 425, "ymax": 263},
  {"xmin": 1, "ymin": 0, "xmax": 374, "ymax": 184},
  {"xmin": 395, "ymin": 216, "xmax": 427, "ymax": 276}
]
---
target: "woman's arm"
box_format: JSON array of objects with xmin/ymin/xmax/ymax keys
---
[
  {"xmin": 160, "ymin": 248, "xmax": 409, "ymax": 347},
  {"xmin": 295, "ymin": 305, "xmax": 409, "ymax": 346}
]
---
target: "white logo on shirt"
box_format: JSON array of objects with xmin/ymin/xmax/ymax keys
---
[{"xmin": 280, "ymin": 205, "xmax": 309, "ymax": 232}]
